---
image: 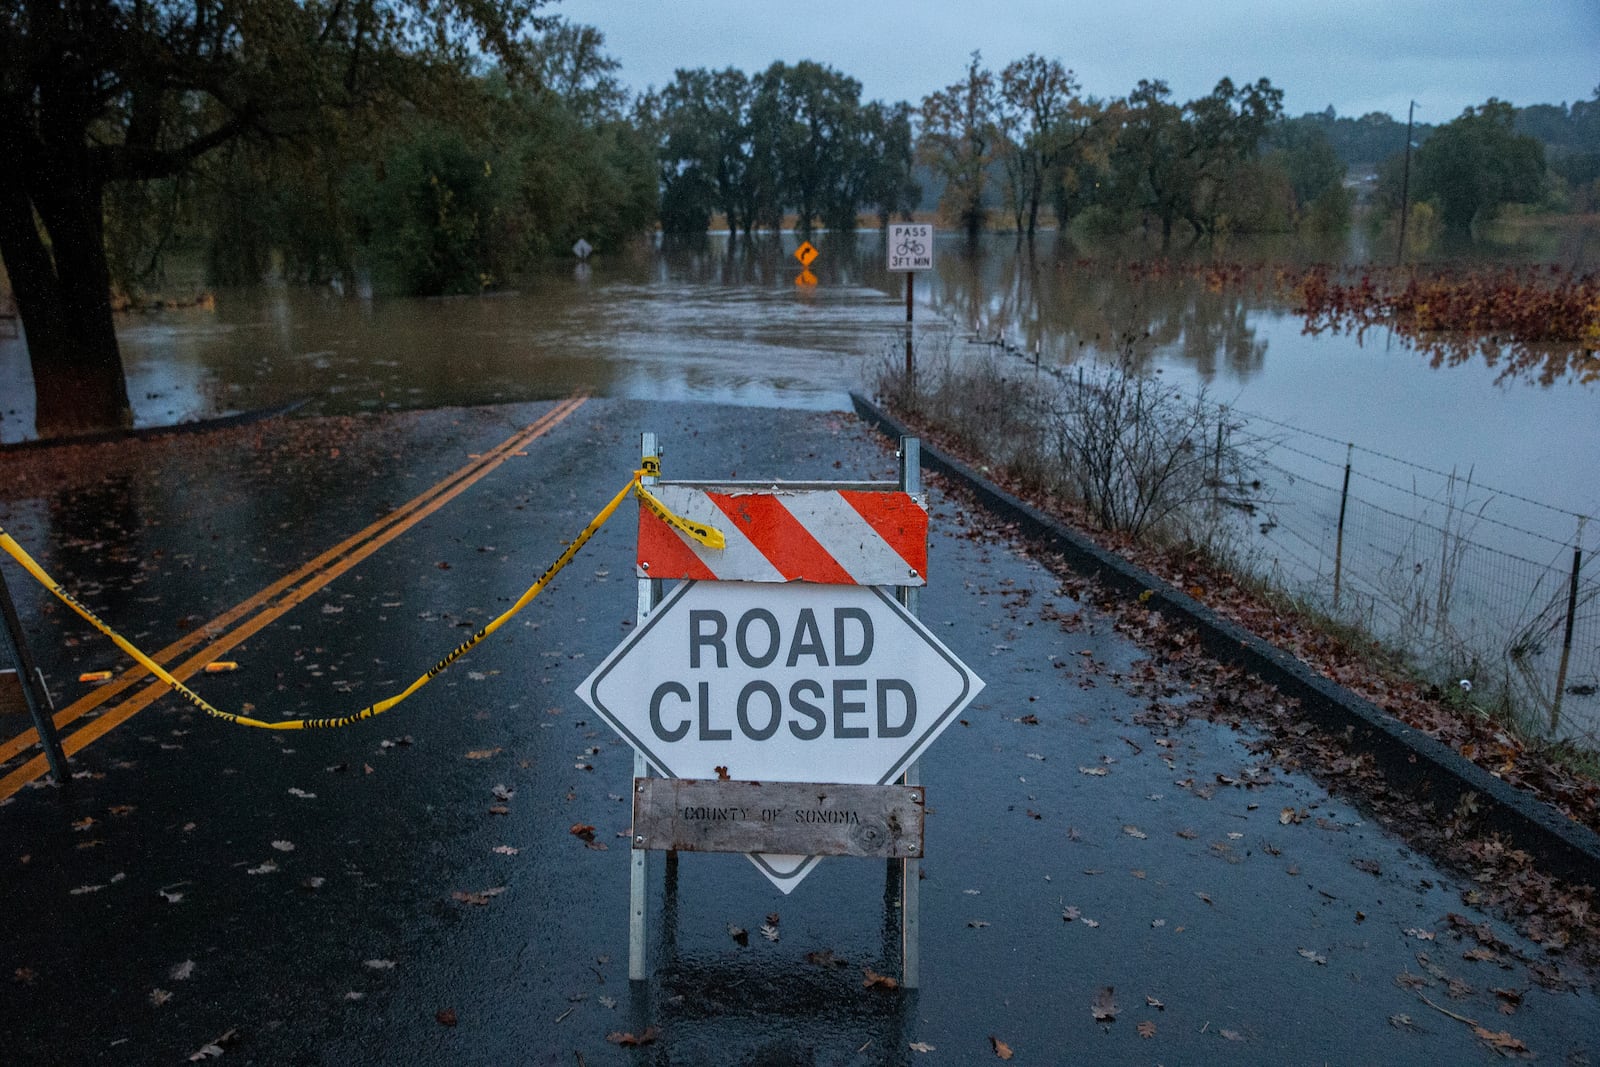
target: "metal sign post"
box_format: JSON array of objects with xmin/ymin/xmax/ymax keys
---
[{"xmin": 887, "ymin": 224, "xmax": 934, "ymax": 392}]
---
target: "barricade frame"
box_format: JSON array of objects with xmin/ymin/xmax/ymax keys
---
[{"xmin": 627, "ymin": 432, "xmax": 926, "ymax": 987}]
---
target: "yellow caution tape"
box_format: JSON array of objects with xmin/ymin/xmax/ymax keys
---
[
  {"xmin": 636, "ymin": 483, "xmax": 726, "ymax": 550},
  {"xmin": 0, "ymin": 456, "xmax": 723, "ymax": 731}
]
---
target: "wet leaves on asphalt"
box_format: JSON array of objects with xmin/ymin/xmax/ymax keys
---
[
  {"xmin": 187, "ymin": 1027, "xmax": 240, "ymax": 1061},
  {"xmin": 606, "ymin": 1027, "xmax": 659, "ymax": 1047},
  {"xmin": 862, "ymin": 967, "xmax": 898, "ymax": 991},
  {"xmin": 451, "ymin": 886, "xmax": 506, "ymax": 906},
  {"xmin": 1092, "ymin": 986, "xmax": 1119, "ymax": 1022}
]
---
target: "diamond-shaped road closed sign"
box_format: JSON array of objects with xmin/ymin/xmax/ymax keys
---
[{"xmin": 577, "ymin": 578, "xmax": 983, "ymax": 892}]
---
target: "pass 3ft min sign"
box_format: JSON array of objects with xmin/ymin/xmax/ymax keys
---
[{"xmin": 577, "ymin": 579, "xmax": 983, "ymax": 890}]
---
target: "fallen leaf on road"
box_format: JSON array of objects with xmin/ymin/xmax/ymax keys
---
[
  {"xmin": 606, "ymin": 1028, "xmax": 659, "ymax": 1047},
  {"xmin": 1404, "ymin": 928, "xmax": 1436, "ymax": 940},
  {"xmin": 1299, "ymin": 948, "xmax": 1328, "ymax": 965},
  {"xmin": 436, "ymin": 1008, "xmax": 458, "ymax": 1027},
  {"xmin": 150, "ymin": 988, "xmax": 172, "ymax": 1007},
  {"xmin": 187, "ymin": 1028, "xmax": 239, "ymax": 1061},
  {"xmin": 364, "ymin": 959, "xmax": 396, "ymax": 970},
  {"xmin": 451, "ymin": 887, "xmax": 507, "ymax": 906},
  {"xmin": 569, "ymin": 824, "xmax": 596, "ymax": 842},
  {"xmin": 1092, "ymin": 986, "xmax": 1119, "ymax": 1021},
  {"xmin": 1079, "ymin": 766, "xmax": 1108, "ymax": 776},
  {"xmin": 465, "ymin": 748, "xmax": 501, "ymax": 760},
  {"xmin": 170, "ymin": 960, "xmax": 196, "ymax": 981},
  {"xmin": 805, "ymin": 949, "xmax": 848, "ymax": 968},
  {"xmin": 863, "ymin": 968, "xmax": 899, "ymax": 990},
  {"xmin": 1123, "ymin": 825, "xmax": 1147, "ymax": 839},
  {"xmin": 990, "ymin": 1035, "xmax": 1014, "ymax": 1059},
  {"xmin": 728, "ymin": 924, "xmax": 748, "ymax": 946},
  {"xmin": 1492, "ymin": 987, "xmax": 1524, "ymax": 1015},
  {"xmin": 909, "ymin": 1041, "xmax": 935, "ymax": 1053},
  {"xmin": 493, "ymin": 845, "xmax": 520, "ymax": 855},
  {"xmin": 1472, "ymin": 1027, "xmax": 1531, "ymax": 1057},
  {"xmin": 1138, "ymin": 1020, "xmax": 1156, "ymax": 1038}
]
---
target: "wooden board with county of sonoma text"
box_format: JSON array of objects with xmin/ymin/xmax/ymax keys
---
[{"xmin": 631, "ymin": 778, "xmax": 924, "ymax": 859}]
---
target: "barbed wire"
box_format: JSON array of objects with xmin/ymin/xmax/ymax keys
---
[
  {"xmin": 1258, "ymin": 458, "xmax": 1566, "ymax": 571},
  {"xmin": 1230, "ymin": 404, "xmax": 1597, "ymax": 527}
]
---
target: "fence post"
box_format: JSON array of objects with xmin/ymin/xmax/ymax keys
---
[
  {"xmin": 1212, "ymin": 413, "xmax": 1225, "ymax": 490},
  {"xmin": 1550, "ymin": 517, "xmax": 1586, "ymax": 733},
  {"xmin": 1332, "ymin": 444, "xmax": 1353, "ymax": 611}
]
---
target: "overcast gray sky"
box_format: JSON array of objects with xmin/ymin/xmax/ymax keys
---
[{"xmin": 554, "ymin": 0, "xmax": 1598, "ymax": 121}]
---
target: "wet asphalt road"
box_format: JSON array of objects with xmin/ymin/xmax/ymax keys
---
[{"xmin": 1, "ymin": 397, "xmax": 1596, "ymax": 1065}]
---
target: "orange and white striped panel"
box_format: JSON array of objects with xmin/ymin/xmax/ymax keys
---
[{"xmin": 637, "ymin": 486, "xmax": 927, "ymax": 586}]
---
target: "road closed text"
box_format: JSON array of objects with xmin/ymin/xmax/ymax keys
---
[{"xmin": 646, "ymin": 606, "xmax": 917, "ymax": 742}]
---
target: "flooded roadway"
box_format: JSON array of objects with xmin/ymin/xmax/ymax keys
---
[{"xmin": 1, "ymin": 397, "xmax": 1594, "ymax": 1063}]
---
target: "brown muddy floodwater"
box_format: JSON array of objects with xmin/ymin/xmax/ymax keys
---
[{"xmin": 3, "ymin": 230, "xmax": 1598, "ymax": 736}]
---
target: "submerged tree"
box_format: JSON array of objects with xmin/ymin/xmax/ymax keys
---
[
  {"xmin": 0, "ymin": 0, "xmax": 550, "ymax": 438},
  {"xmin": 1104, "ymin": 76, "xmax": 1282, "ymax": 242},
  {"xmin": 920, "ymin": 52, "xmax": 1000, "ymax": 241},
  {"xmin": 1411, "ymin": 99, "xmax": 1546, "ymax": 228},
  {"xmin": 995, "ymin": 54, "xmax": 1100, "ymax": 237}
]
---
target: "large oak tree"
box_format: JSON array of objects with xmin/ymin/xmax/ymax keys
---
[{"xmin": 0, "ymin": 0, "xmax": 547, "ymax": 438}]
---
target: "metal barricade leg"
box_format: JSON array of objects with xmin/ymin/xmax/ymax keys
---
[
  {"xmin": 897, "ymin": 435, "xmax": 922, "ymax": 989},
  {"xmin": 0, "ymin": 560, "xmax": 69, "ymax": 783}
]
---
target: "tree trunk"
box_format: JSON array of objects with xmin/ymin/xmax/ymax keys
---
[{"xmin": 0, "ymin": 172, "xmax": 132, "ymax": 439}]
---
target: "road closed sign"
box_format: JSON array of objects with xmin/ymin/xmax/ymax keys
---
[
  {"xmin": 577, "ymin": 579, "xmax": 983, "ymax": 890},
  {"xmin": 887, "ymin": 223, "xmax": 934, "ymax": 272}
]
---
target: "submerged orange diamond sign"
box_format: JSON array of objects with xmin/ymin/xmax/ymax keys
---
[{"xmin": 793, "ymin": 241, "xmax": 819, "ymax": 268}]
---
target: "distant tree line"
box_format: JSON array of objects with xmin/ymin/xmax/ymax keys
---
[{"xmin": 2, "ymin": 1, "xmax": 1593, "ymax": 439}]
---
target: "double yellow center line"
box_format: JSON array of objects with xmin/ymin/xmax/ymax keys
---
[{"xmin": 0, "ymin": 396, "xmax": 587, "ymax": 801}]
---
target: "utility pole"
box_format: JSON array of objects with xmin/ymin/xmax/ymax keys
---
[{"xmin": 1396, "ymin": 100, "xmax": 1415, "ymax": 264}]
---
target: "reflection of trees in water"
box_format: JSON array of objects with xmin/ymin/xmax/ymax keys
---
[
  {"xmin": 920, "ymin": 240, "xmax": 1598, "ymax": 388},
  {"xmin": 922, "ymin": 239, "xmax": 1268, "ymax": 382}
]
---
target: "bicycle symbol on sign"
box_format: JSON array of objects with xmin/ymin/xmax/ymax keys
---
[{"xmin": 895, "ymin": 237, "xmax": 927, "ymax": 258}]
